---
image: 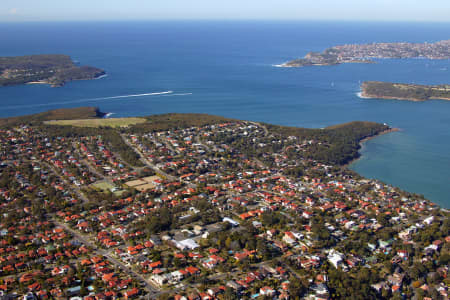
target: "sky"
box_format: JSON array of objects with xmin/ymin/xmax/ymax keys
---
[{"xmin": 0, "ymin": 0, "xmax": 449, "ymax": 22}]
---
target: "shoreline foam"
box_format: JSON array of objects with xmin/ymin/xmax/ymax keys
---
[
  {"xmin": 95, "ymin": 74, "xmax": 108, "ymax": 80},
  {"xmin": 356, "ymin": 91, "xmax": 371, "ymax": 99},
  {"xmin": 26, "ymin": 81, "xmax": 50, "ymax": 85}
]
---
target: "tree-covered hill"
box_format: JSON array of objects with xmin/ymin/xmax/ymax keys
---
[
  {"xmin": 0, "ymin": 54, "xmax": 105, "ymax": 87},
  {"xmin": 0, "ymin": 108, "xmax": 390, "ymax": 167},
  {"xmin": 361, "ymin": 81, "xmax": 450, "ymax": 101}
]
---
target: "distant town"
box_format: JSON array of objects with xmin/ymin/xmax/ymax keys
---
[
  {"xmin": 280, "ymin": 39, "xmax": 450, "ymax": 67},
  {"xmin": 0, "ymin": 109, "xmax": 448, "ymax": 300}
]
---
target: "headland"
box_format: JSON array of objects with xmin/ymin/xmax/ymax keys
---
[
  {"xmin": 280, "ymin": 39, "xmax": 450, "ymax": 67},
  {"xmin": 0, "ymin": 54, "xmax": 105, "ymax": 87},
  {"xmin": 361, "ymin": 81, "xmax": 450, "ymax": 102},
  {"xmin": 0, "ymin": 107, "xmax": 447, "ymax": 300}
]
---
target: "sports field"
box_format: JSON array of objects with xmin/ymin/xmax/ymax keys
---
[
  {"xmin": 45, "ymin": 117, "xmax": 147, "ymax": 128},
  {"xmin": 91, "ymin": 181, "xmax": 124, "ymax": 195}
]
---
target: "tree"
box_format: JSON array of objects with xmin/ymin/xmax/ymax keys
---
[
  {"xmin": 225, "ymin": 236, "xmax": 232, "ymax": 249},
  {"xmin": 289, "ymin": 276, "xmax": 309, "ymax": 299},
  {"xmin": 223, "ymin": 287, "xmax": 239, "ymax": 300}
]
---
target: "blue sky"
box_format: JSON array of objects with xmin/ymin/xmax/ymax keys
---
[{"xmin": 0, "ymin": 0, "xmax": 449, "ymax": 22}]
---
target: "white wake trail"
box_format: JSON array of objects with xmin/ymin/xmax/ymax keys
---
[
  {"xmin": 2, "ymin": 91, "xmax": 175, "ymax": 110},
  {"xmin": 162, "ymin": 93, "xmax": 193, "ymax": 97},
  {"xmin": 88, "ymin": 91, "xmax": 173, "ymax": 101}
]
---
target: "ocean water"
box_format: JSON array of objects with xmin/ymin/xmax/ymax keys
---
[{"xmin": 0, "ymin": 21, "xmax": 449, "ymax": 207}]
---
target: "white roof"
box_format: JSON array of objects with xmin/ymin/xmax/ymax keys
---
[{"xmin": 179, "ymin": 239, "xmax": 199, "ymax": 250}]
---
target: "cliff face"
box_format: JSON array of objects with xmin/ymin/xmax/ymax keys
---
[{"xmin": 361, "ymin": 81, "xmax": 450, "ymax": 102}]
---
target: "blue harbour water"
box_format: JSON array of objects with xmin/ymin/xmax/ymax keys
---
[{"xmin": 0, "ymin": 21, "xmax": 449, "ymax": 207}]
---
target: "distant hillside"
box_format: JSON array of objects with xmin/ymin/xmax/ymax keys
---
[
  {"xmin": 0, "ymin": 107, "xmax": 103, "ymax": 127},
  {"xmin": 0, "ymin": 54, "xmax": 105, "ymax": 87},
  {"xmin": 130, "ymin": 113, "xmax": 237, "ymax": 133},
  {"xmin": 0, "ymin": 108, "xmax": 390, "ymax": 166},
  {"xmin": 361, "ymin": 81, "xmax": 450, "ymax": 101},
  {"xmin": 265, "ymin": 121, "xmax": 389, "ymax": 165}
]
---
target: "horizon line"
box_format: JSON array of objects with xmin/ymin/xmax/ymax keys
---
[{"xmin": 1, "ymin": 18, "xmax": 450, "ymax": 24}]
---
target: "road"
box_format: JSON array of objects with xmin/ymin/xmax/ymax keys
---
[
  {"xmin": 54, "ymin": 220, "xmax": 162, "ymax": 296},
  {"xmin": 194, "ymin": 135, "xmax": 212, "ymax": 152},
  {"xmin": 249, "ymin": 121, "xmax": 269, "ymax": 137},
  {"xmin": 120, "ymin": 134, "xmax": 178, "ymax": 181},
  {"xmin": 44, "ymin": 154, "xmax": 166, "ymax": 297},
  {"xmin": 121, "ymin": 134, "xmax": 197, "ymax": 189},
  {"xmin": 43, "ymin": 161, "xmax": 90, "ymax": 203}
]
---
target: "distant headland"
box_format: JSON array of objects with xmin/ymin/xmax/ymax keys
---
[
  {"xmin": 0, "ymin": 54, "xmax": 105, "ymax": 87},
  {"xmin": 279, "ymin": 39, "xmax": 450, "ymax": 67},
  {"xmin": 360, "ymin": 81, "xmax": 450, "ymax": 102}
]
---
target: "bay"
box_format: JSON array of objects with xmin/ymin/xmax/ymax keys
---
[{"xmin": 0, "ymin": 20, "xmax": 449, "ymax": 207}]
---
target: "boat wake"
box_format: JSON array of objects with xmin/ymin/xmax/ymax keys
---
[
  {"xmin": 162, "ymin": 93, "xmax": 193, "ymax": 97},
  {"xmin": 88, "ymin": 91, "xmax": 173, "ymax": 101},
  {"xmin": 2, "ymin": 91, "xmax": 191, "ymax": 110}
]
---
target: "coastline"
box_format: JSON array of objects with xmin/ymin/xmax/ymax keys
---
[
  {"xmin": 274, "ymin": 62, "xmax": 339, "ymax": 68},
  {"xmin": 356, "ymin": 92, "xmax": 371, "ymax": 99},
  {"xmin": 22, "ymin": 72, "xmax": 107, "ymax": 88},
  {"xmin": 360, "ymin": 81, "xmax": 450, "ymax": 102},
  {"xmin": 344, "ymin": 127, "xmax": 400, "ymax": 168},
  {"xmin": 276, "ymin": 60, "xmax": 374, "ymax": 68},
  {"xmin": 26, "ymin": 81, "xmax": 50, "ymax": 85},
  {"xmin": 361, "ymin": 92, "xmax": 450, "ymax": 102},
  {"xmin": 279, "ymin": 39, "xmax": 450, "ymax": 70}
]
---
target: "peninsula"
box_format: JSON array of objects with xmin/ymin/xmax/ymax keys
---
[
  {"xmin": 0, "ymin": 54, "xmax": 105, "ymax": 87},
  {"xmin": 361, "ymin": 81, "xmax": 450, "ymax": 101},
  {"xmin": 0, "ymin": 107, "xmax": 448, "ymax": 300},
  {"xmin": 280, "ymin": 39, "xmax": 450, "ymax": 67}
]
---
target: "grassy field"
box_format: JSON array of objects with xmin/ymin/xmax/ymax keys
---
[
  {"xmin": 92, "ymin": 181, "xmax": 116, "ymax": 191},
  {"xmin": 0, "ymin": 107, "xmax": 101, "ymax": 127},
  {"xmin": 45, "ymin": 117, "xmax": 147, "ymax": 128},
  {"xmin": 91, "ymin": 181, "xmax": 124, "ymax": 196}
]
